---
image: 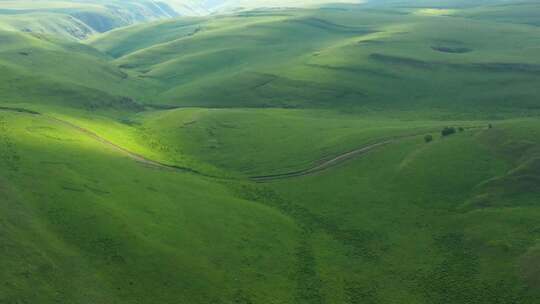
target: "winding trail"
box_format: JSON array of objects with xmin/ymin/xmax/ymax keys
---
[
  {"xmin": 250, "ymin": 125, "xmax": 487, "ymax": 183},
  {"xmin": 1, "ymin": 106, "xmax": 486, "ymax": 183},
  {"xmin": 48, "ymin": 116, "xmax": 180, "ymax": 169},
  {"xmin": 250, "ymin": 125, "xmax": 487, "ymax": 182},
  {"xmin": 249, "ymin": 140, "xmax": 392, "ymax": 182},
  {"xmin": 0, "ymin": 106, "xmax": 204, "ymax": 175},
  {"xmin": 248, "ymin": 133, "xmax": 429, "ymax": 182}
]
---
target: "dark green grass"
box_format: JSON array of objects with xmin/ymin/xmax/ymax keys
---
[{"xmin": 246, "ymin": 120, "xmax": 540, "ymax": 303}]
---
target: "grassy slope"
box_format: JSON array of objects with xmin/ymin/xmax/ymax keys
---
[
  {"xmin": 457, "ymin": 1, "xmax": 540, "ymax": 27},
  {"xmin": 134, "ymin": 108, "xmax": 482, "ymax": 176},
  {"xmin": 254, "ymin": 120, "xmax": 540, "ymax": 303},
  {"xmin": 88, "ymin": 17, "xmax": 207, "ymax": 58},
  {"xmin": 0, "ymin": 29, "xmax": 150, "ymax": 111},
  {"xmin": 0, "ymin": 12, "xmax": 95, "ymax": 40},
  {"xmin": 90, "ymin": 5, "xmax": 540, "ymax": 111},
  {"xmin": 0, "ymin": 0, "xmax": 185, "ymax": 40},
  {"xmin": 0, "ymin": 109, "xmax": 299, "ymax": 304},
  {"xmin": 1, "ymin": 1, "xmax": 540, "ymax": 303}
]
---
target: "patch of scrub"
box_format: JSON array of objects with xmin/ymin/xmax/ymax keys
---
[
  {"xmin": 520, "ymin": 244, "xmax": 540, "ymax": 288},
  {"xmin": 432, "ymin": 46, "xmax": 472, "ymax": 54}
]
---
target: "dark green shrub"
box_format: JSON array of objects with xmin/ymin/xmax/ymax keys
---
[
  {"xmin": 424, "ymin": 134, "xmax": 433, "ymax": 143},
  {"xmin": 458, "ymin": 127, "xmax": 464, "ymax": 132},
  {"xmin": 441, "ymin": 127, "xmax": 456, "ymax": 137}
]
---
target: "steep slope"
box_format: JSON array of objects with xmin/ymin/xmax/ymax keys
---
[
  {"xmin": 0, "ymin": 29, "xmax": 145, "ymax": 110},
  {"xmin": 88, "ymin": 17, "xmax": 207, "ymax": 58},
  {"xmin": 0, "ymin": 108, "xmax": 299, "ymax": 304},
  {"xmin": 0, "ymin": 0, "xmax": 187, "ymax": 40}
]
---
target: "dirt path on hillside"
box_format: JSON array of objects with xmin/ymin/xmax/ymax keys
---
[
  {"xmin": 0, "ymin": 107, "xmax": 204, "ymax": 175},
  {"xmin": 249, "ymin": 138, "xmax": 395, "ymax": 182},
  {"xmin": 250, "ymin": 126, "xmax": 487, "ymax": 182},
  {"xmin": 48, "ymin": 116, "xmax": 214, "ymax": 176},
  {"xmin": 1, "ymin": 106, "xmax": 486, "ymax": 183},
  {"xmin": 47, "ymin": 116, "xmax": 176, "ymax": 169}
]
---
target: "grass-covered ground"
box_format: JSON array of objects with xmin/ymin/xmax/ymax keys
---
[
  {"xmin": 0, "ymin": 108, "xmax": 300, "ymax": 303},
  {"xmin": 258, "ymin": 119, "xmax": 540, "ymax": 302},
  {"xmin": 1, "ymin": 0, "xmax": 540, "ymax": 303},
  {"xmin": 133, "ymin": 108, "xmax": 482, "ymax": 176},
  {"xmin": 89, "ymin": 2, "xmax": 540, "ymax": 112},
  {"xmin": 3, "ymin": 102, "xmax": 539, "ymax": 303}
]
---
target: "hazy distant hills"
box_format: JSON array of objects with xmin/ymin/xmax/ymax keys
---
[
  {"xmin": 0, "ymin": 0, "xmax": 188, "ymax": 39},
  {"xmin": 0, "ymin": 0, "xmax": 367, "ymax": 39}
]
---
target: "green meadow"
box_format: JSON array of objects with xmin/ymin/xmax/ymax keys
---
[{"xmin": 1, "ymin": 0, "xmax": 540, "ymax": 303}]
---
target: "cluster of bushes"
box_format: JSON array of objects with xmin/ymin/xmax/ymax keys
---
[
  {"xmin": 424, "ymin": 127, "xmax": 457, "ymax": 143},
  {"xmin": 425, "ymin": 125, "xmax": 487, "ymax": 143},
  {"xmin": 441, "ymin": 126, "xmax": 455, "ymax": 136}
]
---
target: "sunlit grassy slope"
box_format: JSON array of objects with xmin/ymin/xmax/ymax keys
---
[
  {"xmin": 0, "ymin": 109, "xmax": 299, "ymax": 303},
  {"xmin": 134, "ymin": 108, "xmax": 479, "ymax": 176},
  {"xmin": 2, "ymin": 1, "xmax": 540, "ymax": 303}
]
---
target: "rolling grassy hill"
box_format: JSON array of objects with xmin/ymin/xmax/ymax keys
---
[
  {"xmin": 1, "ymin": 0, "xmax": 540, "ymax": 303},
  {"xmin": 0, "ymin": 29, "xmax": 146, "ymax": 110},
  {"xmin": 262, "ymin": 119, "xmax": 540, "ymax": 302},
  {"xmin": 0, "ymin": 108, "xmax": 298, "ymax": 303},
  {"xmin": 89, "ymin": 3, "xmax": 540, "ymax": 112},
  {"xmin": 0, "ymin": 0, "xmax": 371, "ymax": 40},
  {"xmin": 0, "ymin": 0, "xmax": 186, "ymax": 40}
]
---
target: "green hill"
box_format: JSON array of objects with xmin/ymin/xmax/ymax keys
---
[
  {"xmin": 0, "ymin": 0, "xmax": 369, "ymax": 40},
  {"xmin": 0, "ymin": 108, "xmax": 298, "ymax": 303},
  {"xmin": 1, "ymin": 0, "xmax": 540, "ymax": 303},
  {"xmin": 0, "ymin": 0, "xmax": 186, "ymax": 40},
  {"xmin": 0, "ymin": 29, "xmax": 146, "ymax": 110},
  {"xmin": 90, "ymin": 4, "xmax": 540, "ymax": 112}
]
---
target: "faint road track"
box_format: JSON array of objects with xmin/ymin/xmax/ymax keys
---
[{"xmin": 1, "ymin": 106, "xmax": 485, "ymax": 183}]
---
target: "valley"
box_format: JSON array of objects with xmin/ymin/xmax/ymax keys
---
[{"xmin": 1, "ymin": 0, "xmax": 540, "ymax": 303}]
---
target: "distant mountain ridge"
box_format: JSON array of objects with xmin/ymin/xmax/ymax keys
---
[
  {"xmin": 0, "ymin": 0, "xmax": 366, "ymax": 39},
  {"xmin": 0, "ymin": 0, "xmax": 203, "ymax": 39}
]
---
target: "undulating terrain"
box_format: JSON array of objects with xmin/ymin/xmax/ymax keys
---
[{"xmin": 1, "ymin": 0, "xmax": 540, "ymax": 303}]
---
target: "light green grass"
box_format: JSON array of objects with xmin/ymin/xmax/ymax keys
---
[
  {"xmin": 0, "ymin": 29, "xmax": 150, "ymax": 110},
  {"xmin": 134, "ymin": 108, "xmax": 483, "ymax": 175},
  {"xmin": 0, "ymin": 109, "xmax": 299, "ymax": 303},
  {"xmin": 88, "ymin": 6, "xmax": 540, "ymax": 112},
  {"xmin": 1, "ymin": 1, "xmax": 540, "ymax": 303},
  {"xmin": 0, "ymin": 0, "xmax": 185, "ymax": 40}
]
